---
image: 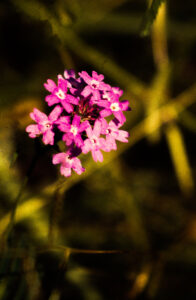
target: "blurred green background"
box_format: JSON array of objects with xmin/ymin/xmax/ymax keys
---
[{"xmin": 0, "ymin": 0, "xmax": 196, "ymax": 299}]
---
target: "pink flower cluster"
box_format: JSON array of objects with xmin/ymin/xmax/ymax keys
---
[{"xmin": 26, "ymin": 70, "xmax": 130, "ymax": 177}]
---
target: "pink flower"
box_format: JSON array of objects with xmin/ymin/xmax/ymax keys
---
[
  {"xmin": 101, "ymin": 90, "xmax": 116, "ymax": 102},
  {"xmin": 79, "ymin": 71, "xmax": 110, "ymax": 100},
  {"xmin": 82, "ymin": 119, "xmax": 106, "ymax": 162},
  {"xmin": 52, "ymin": 152, "xmax": 85, "ymax": 177},
  {"xmin": 111, "ymin": 86, "xmax": 123, "ymax": 97},
  {"xmin": 58, "ymin": 114, "xmax": 89, "ymax": 147},
  {"xmin": 44, "ymin": 75, "xmax": 79, "ymax": 113},
  {"xmin": 101, "ymin": 87, "xmax": 123, "ymax": 102},
  {"xmin": 99, "ymin": 94, "xmax": 130, "ymax": 124},
  {"xmin": 26, "ymin": 69, "xmax": 130, "ymax": 178},
  {"xmin": 26, "ymin": 105, "xmax": 62, "ymax": 145},
  {"xmin": 101, "ymin": 118, "xmax": 129, "ymax": 151}
]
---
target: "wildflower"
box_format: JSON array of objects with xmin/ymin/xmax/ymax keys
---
[
  {"xmin": 99, "ymin": 95, "xmax": 130, "ymax": 124},
  {"xmin": 44, "ymin": 75, "xmax": 79, "ymax": 112},
  {"xmin": 79, "ymin": 70, "xmax": 109, "ymax": 100},
  {"xmin": 101, "ymin": 118, "xmax": 129, "ymax": 151},
  {"xmin": 26, "ymin": 69, "xmax": 130, "ymax": 177},
  {"xmin": 59, "ymin": 114, "xmax": 89, "ymax": 147},
  {"xmin": 52, "ymin": 151, "xmax": 85, "ymax": 177},
  {"xmin": 82, "ymin": 120, "xmax": 107, "ymax": 162},
  {"xmin": 26, "ymin": 105, "xmax": 62, "ymax": 145}
]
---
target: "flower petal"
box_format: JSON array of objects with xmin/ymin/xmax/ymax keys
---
[
  {"xmin": 44, "ymin": 79, "xmax": 56, "ymax": 92},
  {"xmin": 92, "ymin": 149, "xmax": 103, "ymax": 162},
  {"xmin": 113, "ymin": 111, "xmax": 126, "ymax": 124},
  {"xmin": 42, "ymin": 130, "xmax": 54, "ymax": 145},
  {"xmin": 58, "ymin": 76, "xmax": 67, "ymax": 92},
  {"xmin": 78, "ymin": 120, "xmax": 90, "ymax": 133},
  {"xmin": 61, "ymin": 101, "xmax": 73, "ymax": 113},
  {"xmin": 30, "ymin": 109, "xmax": 47, "ymax": 123},
  {"xmin": 52, "ymin": 153, "xmax": 66, "ymax": 164},
  {"xmin": 106, "ymin": 135, "xmax": 117, "ymax": 151},
  {"xmin": 116, "ymin": 130, "xmax": 129, "ymax": 142},
  {"xmin": 93, "ymin": 120, "xmax": 102, "ymax": 137},
  {"xmin": 60, "ymin": 165, "xmax": 71, "ymax": 177},
  {"xmin": 120, "ymin": 100, "xmax": 130, "ymax": 111},
  {"xmin": 48, "ymin": 105, "xmax": 63, "ymax": 122},
  {"xmin": 66, "ymin": 95, "xmax": 79, "ymax": 105},
  {"xmin": 81, "ymin": 85, "xmax": 92, "ymax": 97},
  {"xmin": 75, "ymin": 134, "xmax": 84, "ymax": 147},
  {"xmin": 72, "ymin": 157, "xmax": 85, "ymax": 175},
  {"xmin": 62, "ymin": 133, "xmax": 73, "ymax": 146},
  {"xmin": 45, "ymin": 95, "xmax": 59, "ymax": 106},
  {"xmin": 100, "ymin": 109, "xmax": 112, "ymax": 118},
  {"xmin": 26, "ymin": 124, "xmax": 41, "ymax": 138},
  {"xmin": 82, "ymin": 139, "xmax": 92, "ymax": 154},
  {"xmin": 86, "ymin": 126, "xmax": 93, "ymax": 138},
  {"xmin": 72, "ymin": 114, "xmax": 81, "ymax": 127}
]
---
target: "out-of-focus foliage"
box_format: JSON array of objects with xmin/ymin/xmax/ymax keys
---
[
  {"xmin": 0, "ymin": 0, "xmax": 196, "ymax": 299},
  {"xmin": 140, "ymin": 0, "xmax": 166, "ymax": 36}
]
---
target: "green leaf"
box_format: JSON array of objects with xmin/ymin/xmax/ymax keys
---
[{"xmin": 140, "ymin": 0, "xmax": 166, "ymax": 36}]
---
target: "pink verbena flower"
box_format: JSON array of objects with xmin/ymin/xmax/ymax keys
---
[
  {"xmin": 111, "ymin": 86, "xmax": 123, "ymax": 97},
  {"xmin": 26, "ymin": 69, "xmax": 131, "ymax": 177},
  {"xmin": 101, "ymin": 86, "xmax": 123, "ymax": 102},
  {"xmin": 52, "ymin": 151, "xmax": 85, "ymax": 177},
  {"xmin": 82, "ymin": 119, "xmax": 106, "ymax": 162},
  {"xmin": 44, "ymin": 75, "xmax": 79, "ymax": 113},
  {"xmin": 99, "ymin": 94, "xmax": 130, "ymax": 124},
  {"xmin": 101, "ymin": 118, "xmax": 129, "ymax": 151},
  {"xmin": 58, "ymin": 114, "xmax": 89, "ymax": 147},
  {"xmin": 26, "ymin": 105, "xmax": 62, "ymax": 145},
  {"xmin": 79, "ymin": 71, "xmax": 109, "ymax": 100}
]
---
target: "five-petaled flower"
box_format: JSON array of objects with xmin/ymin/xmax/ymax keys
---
[
  {"xmin": 79, "ymin": 71, "xmax": 110, "ymax": 100},
  {"xmin": 58, "ymin": 114, "xmax": 89, "ymax": 148},
  {"xmin": 101, "ymin": 118, "xmax": 129, "ymax": 151},
  {"xmin": 26, "ymin": 105, "xmax": 62, "ymax": 145},
  {"xmin": 52, "ymin": 151, "xmax": 85, "ymax": 177}
]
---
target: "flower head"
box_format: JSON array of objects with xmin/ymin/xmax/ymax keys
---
[{"xmin": 26, "ymin": 69, "xmax": 130, "ymax": 177}]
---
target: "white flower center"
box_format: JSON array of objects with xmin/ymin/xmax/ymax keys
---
[
  {"xmin": 110, "ymin": 102, "xmax": 120, "ymax": 111},
  {"xmin": 70, "ymin": 125, "xmax": 78, "ymax": 136},
  {"xmin": 91, "ymin": 136, "xmax": 99, "ymax": 145},
  {"xmin": 55, "ymin": 89, "xmax": 66, "ymax": 100},
  {"xmin": 42, "ymin": 121, "xmax": 52, "ymax": 129},
  {"xmin": 66, "ymin": 156, "xmax": 73, "ymax": 163},
  {"xmin": 91, "ymin": 79, "xmax": 99, "ymax": 89},
  {"xmin": 102, "ymin": 92, "xmax": 110, "ymax": 101}
]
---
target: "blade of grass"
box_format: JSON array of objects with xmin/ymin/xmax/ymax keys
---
[
  {"xmin": 165, "ymin": 122, "xmax": 194, "ymax": 196},
  {"xmin": 140, "ymin": 0, "xmax": 166, "ymax": 36},
  {"xmin": 146, "ymin": 2, "xmax": 169, "ymax": 142}
]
